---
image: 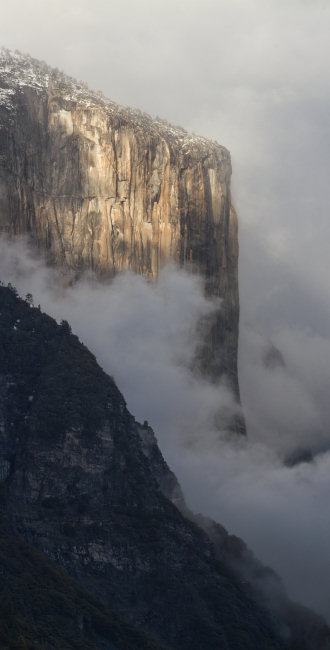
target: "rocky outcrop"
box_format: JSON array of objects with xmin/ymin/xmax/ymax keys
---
[
  {"xmin": 0, "ymin": 514, "xmax": 167, "ymax": 649},
  {"xmin": 0, "ymin": 49, "xmax": 241, "ymax": 405},
  {"xmin": 1, "ymin": 285, "xmax": 330, "ymax": 650}
]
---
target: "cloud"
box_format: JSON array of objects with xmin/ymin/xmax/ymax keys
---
[
  {"xmin": 1, "ymin": 237, "xmax": 330, "ymax": 622},
  {"xmin": 174, "ymin": 440, "xmax": 330, "ymax": 623},
  {"xmin": 0, "ymin": 237, "xmax": 237, "ymax": 453}
]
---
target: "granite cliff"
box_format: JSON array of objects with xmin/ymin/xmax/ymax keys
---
[
  {"xmin": 0, "ymin": 49, "xmax": 241, "ymax": 405},
  {"xmin": 0, "ymin": 284, "xmax": 329, "ymax": 649}
]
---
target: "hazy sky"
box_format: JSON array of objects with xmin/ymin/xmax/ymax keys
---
[{"xmin": 1, "ymin": 0, "xmax": 330, "ymax": 623}]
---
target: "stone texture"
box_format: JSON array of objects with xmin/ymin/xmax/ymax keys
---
[{"xmin": 0, "ymin": 49, "xmax": 241, "ymax": 406}]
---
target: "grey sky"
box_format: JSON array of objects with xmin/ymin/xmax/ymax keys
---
[{"xmin": 1, "ymin": 0, "xmax": 330, "ymax": 622}]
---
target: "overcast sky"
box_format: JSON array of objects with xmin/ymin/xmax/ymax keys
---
[{"xmin": 1, "ymin": 0, "xmax": 330, "ymax": 622}]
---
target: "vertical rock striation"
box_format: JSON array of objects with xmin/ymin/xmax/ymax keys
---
[{"xmin": 0, "ymin": 49, "xmax": 241, "ymax": 411}]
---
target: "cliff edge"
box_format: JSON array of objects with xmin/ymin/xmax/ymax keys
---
[{"xmin": 0, "ymin": 49, "xmax": 241, "ymax": 408}]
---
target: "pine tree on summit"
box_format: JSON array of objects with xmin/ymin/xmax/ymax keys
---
[
  {"xmin": 25, "ymin": 293, "xmax": 34, "ymax": 306},
  {"xmin": 60, "ymin": 319, "xmax": 72, "ymax": 334}
]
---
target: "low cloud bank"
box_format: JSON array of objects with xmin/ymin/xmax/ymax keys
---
[{"xmin": 1, "ymin": 237, "xmax": 330, "ymax": 621}]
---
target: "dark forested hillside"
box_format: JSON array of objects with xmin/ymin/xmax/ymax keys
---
[
  {"xmin": 0, "ymin": 284, "xmax": 329, "ymax": 650},
  {"xmin": 0, "ymin": 515, "xmax": 168, "ymax": 650}
]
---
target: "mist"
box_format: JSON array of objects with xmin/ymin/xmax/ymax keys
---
[
  {"xmin": 1, "ymin": 0, "xmax": 330, "ymax": 626},
  {"xmin": 1, "ymin": 237, "xmax": 330, "ymax": 622}
]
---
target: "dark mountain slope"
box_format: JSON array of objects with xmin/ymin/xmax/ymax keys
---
[
  {"xmin": 0, "ymin": 513, "xmax": 167, "ymax": 650},
  {"xmin": 141, "ymin": 420, "xmax": 330, "ymax": 650},
  {"xmin": 0, "ymin": 284, "xmax": 329, "ymax": 649}
]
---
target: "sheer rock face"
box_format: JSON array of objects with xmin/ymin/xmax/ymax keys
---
[{"xmin": 0, "ymin": 50, "xmax": 240, "ymax": 400}]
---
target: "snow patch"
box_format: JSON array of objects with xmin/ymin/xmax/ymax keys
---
[{"xmin": 0, "ymin": 47, "xmax": 227, "ymax": 158}]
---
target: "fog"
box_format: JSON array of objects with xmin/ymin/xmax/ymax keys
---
[
  {"xmin": 1, "ymin": 238, "xmax": 330, "ymax": 621},
  {"xmin": 1, "ymin": 0, "xmax": 330, "ymax": 623}
]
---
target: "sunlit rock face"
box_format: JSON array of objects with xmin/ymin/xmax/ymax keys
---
[{"xmin": 0, "ymin": 49, "xmax": 241, "ymax": 404}]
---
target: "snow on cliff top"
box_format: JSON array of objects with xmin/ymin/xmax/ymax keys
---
[{"xmin": 0, "ymin": 48, "xmax": 228, "ymax": 157}]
